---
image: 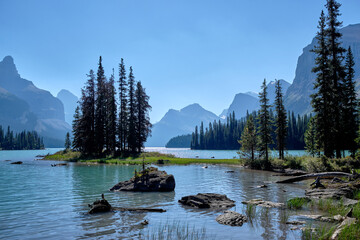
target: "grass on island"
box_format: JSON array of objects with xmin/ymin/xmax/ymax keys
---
[{"xmin": 43, "ymin": 150, "xmax": 241, "ymax": 165}]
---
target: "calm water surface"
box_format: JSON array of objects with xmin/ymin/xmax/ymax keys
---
[
  {"xmin": 144, "ymin": 147, "xmax": 308, "ymax": 159},
  {"xmin": 0, "ymin": 149, "xmax": 318, "ymax": 239}
]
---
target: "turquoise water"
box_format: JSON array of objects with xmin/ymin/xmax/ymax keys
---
[
  {"xmin": 145, "ymin": 147, "xmax": 308, "ymax": 159},
  {"xmin": 0, "ymin": 149, "xmax": 315, "ymax": 239}
]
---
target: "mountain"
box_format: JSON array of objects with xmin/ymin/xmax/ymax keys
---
[
  {"xmin": 0, "ymin": 56, "xmax": 71, "ymax": 146},
  {"xmin": 285, "ymin": 24, "xmax": 360, "ymax": 115},
  {"xmin": 223, "ymin": 79, "xmax": 290, "ymax": 119},
  {"xmin": 266, "ymin": 79, "xmax": 291, "ymax": 104},
  {"xmin": 146, "ymin": 103, "xmax": 219, "ymax": 147},
  {"xmin": 57, "ymin": 89, "xmax": 78, "ymax": 125},
  {"xmin": 227, "ymin": 93, "xmax": 259, "ymax": 118}
]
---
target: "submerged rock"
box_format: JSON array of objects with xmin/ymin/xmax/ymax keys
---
[
  {"xmin": 110, "ymin": 167, "xmax": 175, "ymax": 192},
  {"xmin": 88, "ymin": 194, "xmax": 112, "ymax": 214},
  {"xmin": 216, "ymin": 211, "xmax": 247, "ymax": 226},
  {"xmin": 178, "ymin": 193, "xmax": 235, "ymax": 209},
  {"xmin": 11, "ymin": 161, "xmax": 23, "ymax": 164},
  {"xmin": 241, "ymin": 199, "xmax": 285, "ymax": 208}
]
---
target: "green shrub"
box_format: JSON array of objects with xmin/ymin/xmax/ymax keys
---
[{"xmin": 287, "ymin": 197, "xmax": 310, "ymax": 209}]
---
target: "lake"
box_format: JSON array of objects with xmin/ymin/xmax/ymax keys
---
[
  {"xmin": 145, "ymin": 147, "xmax": 309, "ymax": 159},
  {"xmin": 0, "ymin": 149, "xmax": 319, "ymax": 239}
]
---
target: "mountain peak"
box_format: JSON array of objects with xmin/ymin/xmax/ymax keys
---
[{"xmin": 0, "ymin": 55, "xmax": 19, "ymax": 78}]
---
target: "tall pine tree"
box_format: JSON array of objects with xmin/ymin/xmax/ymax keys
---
[
  {"xmin": 134, "ymin": 81, "xmax": 152, "ymax": 152},
  {"xmin": 105, "ymin": 70, "xmax": 117, "ymax": 155},
  {"xmin": 274, "ymin": 80, "xmax": 287, "ymax": 159},
  {"xmin": 127, "ymin": 66, "xmax": 136, "ymax": 153},
  {"xmin": 118, "ymin": 58, "xmax": 128, "ymax": 153},
  {"xmin": 258, "ymin": 79, "xmax": 272, "ymax": 169}
]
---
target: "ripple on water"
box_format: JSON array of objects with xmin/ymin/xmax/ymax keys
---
[{"xmin": 0, "ymin": 150, "xmax": 310, "ymax": 240}]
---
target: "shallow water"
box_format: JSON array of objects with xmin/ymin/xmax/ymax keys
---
[{"xmin": 0, "ymin": 149, "xmax": 318, "ymax": 239}]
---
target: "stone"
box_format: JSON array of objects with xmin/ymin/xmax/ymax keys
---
[
  {"xmin": 305, "ymin": 187, "xmax": 353, "ymax": 199},
  {"xmin": 178, "ymin": 193, "xmax": 235, "ymax": 209},
  {"xmin": 331, "ymin": 217, "xmax": 357, "ymax": 240},
  {"xmin": 241, "ymin": 199, "xmax": 285, "ymax": 208},
  {"xmin": 110, "ymin": 167, "xmax": 175, "ymax": 192},
  {"xmin": 216, "ymin": 211, "xmax": 247, "ymax": 226},
  {"xmin": 11, "ymin": 161, "xmax": 23, "ymax": 164},
  {"xmin": 286, "ymin": 221, "xmax": 306, "ymax": 225},
  {"xmin": 88, "ymin": 194, "xmax": 112, "ymax": 214}
]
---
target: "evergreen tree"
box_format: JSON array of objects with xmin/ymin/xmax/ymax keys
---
[
  {"xmin": 105, "ymin": 70, "xmax": 117, "ymax": 155},
  {"xmin": 326, "ymin": 0, "xmax": 346, "ymax": 158},
  {"xmin": 311, "ymin": 10, "xmax": 334, "ymax": 158},
  {"xmin": 305, "ymin": 117, "xmax": 320, "ymax": 157},
  {"xmin": 118, "ymin": 58, "xmax": 128, "ymax": 153},
  {"xmin": 72, "ymin": 106, "xmax": 83, "ymax": 151},
  {"xmin": 134, "ymin": 81, "xmax": 152, "ymax": 152},
  {"xmin": 239, "ymin": 115, "xmax": 258, "ymax": 164},
  {"xmin": 194, "ymin": 126, "xmax": 199, "ymax": 149},
  {"xmin": 342, "ymin": 47, "xmax": 358, "ymax": 156},
  {"xmin": 65, "ymin": 132, "xmax": 71, "ymax": 151},
  {"xmin": 257, "ymin": 79, "xmax": 272, "ymax": 169},
  {"xmin": 200, "ymin": 122, "xmax": 204, "ymax": 149},
  {"xmin": 94, "ymin": 56, "xmax": 107, "ymax": 156},
  {"xmin": 274, "ymin": 79, "xmax": 287, "ymax": 159},
  {"xmin": 127, "ymin": 66, "xmax": 136, "ymax": 153}
]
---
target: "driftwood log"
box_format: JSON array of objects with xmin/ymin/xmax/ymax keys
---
[
  {"xmin": 276, "ymin": 172, "xmax": 353, "ymax": 184},
  {"xmin": 113, "ymin": 207, "xmax": 166, "ymax": 212}
]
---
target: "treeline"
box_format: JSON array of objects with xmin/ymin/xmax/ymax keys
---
[
  {"xmin": 165, "ymin": 134, "xmax": 192, "ymax": 148},
  {"xmin": 0, "ymin": 125, "xmax": 44, "ymax": 150},
  {"xmin": 189, "ymin": 110, "xmax": 310, "ymax": 150},
  {"xmin": 72, "ymin": 57, "xmax": 152, "ymax": 157},
  {"xmin": 308, "ymin": 0, "xmax": 358, "ymax": 158}
]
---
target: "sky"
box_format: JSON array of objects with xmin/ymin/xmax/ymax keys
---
[{"xmin": 1, "ymin": 0, "xmax": 360, "ymax": 123}]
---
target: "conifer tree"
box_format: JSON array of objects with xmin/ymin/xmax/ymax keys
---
[
  {"xmin": 94, "ymin": 56, "xmax": 107, "ymax": 156},
  {"xmin": 79, "ymin": 69, "xmax": 96, "ymax": 155},
  {"xmin": 326, "ymin": 0, "xmax": 346, "ymax": 158},
  {"xmin": 105, "ymin": 70, "xmax": 117, "ymax": 155},
  {"xmin": 127, "ymin": 66, "xmax": 136, "ymax": 153},
  {"xmin": 239, "ymin": 114, "xmax": 258, "ymax": 164},
  {"xmin": 342, "ymin": 47, "xmax": 358, "ymax": 156},
  {"xmin": 305, "ymin": 117, "xmax": 320, "ymax": 157},
  {"xmin": 134, "ymin": 81, "xmax": 152, "ymax": 152},
  {"xmin": 65, "ymin": 132, "xmax": 71, "ymax": 151},
  {"xmin": 311, "ymin": 10, "xmax": 334, "ymax": 158},
  {"xmin": 118, "ymin": 58, "xmax": 128, "ymax": 153},
  {"xmin": 274, "ymin": 80, "xmax": 287, "ymax": 159},
  {"xmin": 72, "ymin": 106, "xmax": 83, "ymax": 151},
  {"xmin": 258, "ymin": 79, "xmax": 272, "ymax": 169},
  {"xmin": 200, "ymin": 122, "xmax": 204, "ymax": 149}
]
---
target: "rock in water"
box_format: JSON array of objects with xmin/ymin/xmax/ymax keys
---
[
  {"xmin": 110, "ymin": 167, "xmax": 175, "ymax": 192},
  {"xmin": 216, "ymin": 211, "xmax": 247, "ymax": 226},
  {"xmin": 178, "ymin": 193, "xmax": 235, "ymax": 208},
  {"xmin": 11, "ymin": 161, "xmax": 23, "ymax": 164},
  {"xmin": 88, "ymin": 195, "xmax": 112, "ymax": 214}
]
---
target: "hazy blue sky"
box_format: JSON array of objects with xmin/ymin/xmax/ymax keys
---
[{"xmin": 1, "ymin": 0, "xmax": 360, "ymax": 123}]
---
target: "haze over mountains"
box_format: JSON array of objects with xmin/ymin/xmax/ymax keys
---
[
  {"xmin": 148, "ymin": 23, "xmax": 360, "ymax": 147},
  {"xmin": 0, "ymin": 56, "xmax": 76, "ymax": 146},
  {"xmin": 0, "ymin": 23, "xmax": 358, "ymax": 148},
  {"xmin": 147, "ymin": 80, "xmax": 290, "ymax": 147},
  {"xmin": 285, "ymin": 23, "xmax": 360, "ymax": 115}
]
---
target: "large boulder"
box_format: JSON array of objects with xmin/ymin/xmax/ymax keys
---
[
  {"xmin": 110, "ymin": 167, "xmax": 175, "ymax": 192},
  {"xmin": 178, "ymin": 193, "xmax": 235, "ymax": 209},
  {"xmin": 216, "ymin": 211, "xmax": 247, "ymax": 226},
  {"xmin": 88, "ymin": 194, "xmax": 112, "ymax": 214}
]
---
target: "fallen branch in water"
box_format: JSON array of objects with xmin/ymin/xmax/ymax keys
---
[
  {"xmin": 113, "ymin": 207, "xmax": 166, "ymax": 212},
  {"xmin": 276, "ymin": 172, "xmax": 353, "ymax": 184}
]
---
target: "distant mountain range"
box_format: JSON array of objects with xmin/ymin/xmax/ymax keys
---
[
  {"xmin": 152, "ymin": 23, "xmax": 360, "ymax": 148},
  {"xmin": 57, "ymin": 89, "xmax": 78, "ymax": 125},
  {"xmin": 145, "ymin": 103, "xmax": 220, "ymax": 147},
  {"xmin": 221, "ymin": 79, "xmax": 290, "ymax": 119},
  {"xmin": 147, "ymin": 80, "xmax": 290, "ymax": 147},
  {"xmin": 284, "ymin": 23, "xmax": 360, "ymax": 115},
  {"xmin": 0, "ymin": 56, "xmax": 76, "ymax": 147}
]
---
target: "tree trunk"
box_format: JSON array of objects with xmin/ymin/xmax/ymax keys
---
[{"xmin": 276, "ymin": 172, "xmax": 353, "ymax": 184}]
